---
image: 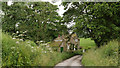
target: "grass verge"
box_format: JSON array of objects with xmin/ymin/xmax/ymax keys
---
[{"xmin": 82, "ymin": 40, "xmax": 118, "ymax": 66}]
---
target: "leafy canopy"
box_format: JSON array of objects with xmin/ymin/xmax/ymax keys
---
[{"xmin": 63, "ymin": 2, "xmax": 120, "ymax": 47}]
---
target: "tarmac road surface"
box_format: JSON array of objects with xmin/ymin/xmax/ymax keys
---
[{"xmin": 54, "ymin": 55, "xmax": 83, "ymax": 68}]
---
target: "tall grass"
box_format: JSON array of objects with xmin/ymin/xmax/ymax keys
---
[
  {"xmin": 2, "ymin": 32, "xmax": 42, "ymax": 66},
  {"xmin": 2, "ymin": 32, "xmax": 76, "ymax": 66},
  {"xmin": 82, "ymin": 40, "xmax": 118, "ymax": 66}
]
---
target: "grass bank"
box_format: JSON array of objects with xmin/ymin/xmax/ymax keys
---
[
  {"xmin": 80, "ymin": 38, "xmax": 96, "ymax": 49},
  {"xmin": 82, "ymin": 40, "xmax": 118, "ymax": 66},
  {"xmin": 2, "ymin": 32, "xmax": 77, "ymax": 66}
]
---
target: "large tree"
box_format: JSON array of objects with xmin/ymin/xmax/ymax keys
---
[
  {"xmin": 63, "ymin": 2, "xmax": 120, "ymax": 47},
  {"xmin": 2, "ymin": 2, "xmax": 68, "ymax": 42}
]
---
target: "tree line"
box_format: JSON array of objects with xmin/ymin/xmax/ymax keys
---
[
  {"xmin": 63, "ymin": 2, "xmax": 120, "ymax": 47},
  {"xmin": 2, "ymin": 2, "xmax": 120, "ymax": 47},
  {"xmin": 2, "ymin": 2, "xmax": 68, "ymax": 43}
]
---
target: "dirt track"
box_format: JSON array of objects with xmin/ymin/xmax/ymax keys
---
[{"xmin": 54, "ymin": 55, "xmax": 83, "ymax": 68}]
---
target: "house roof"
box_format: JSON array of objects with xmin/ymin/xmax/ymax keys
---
[{"xmin": 54, "ymin": 36, "xmax": 62, "ymax": 42}]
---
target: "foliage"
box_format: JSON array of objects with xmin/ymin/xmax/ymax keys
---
[
  {"xmin": 82, "ymin": 40, "xmax": 118, "ymax": 66},
  {"xmin": 63, "ymin": 2, "xmax": 120, "ymax": 47},
  {"xmin": 2, "ymin": 32, "xmax": 41, "ymax": 66},
  {"xmin": 2, "ymin": 2, "xmax": 68, "ymax": 42},
  {"xmin": 2, "ymin": 32, "xmax": 77, "ymax": 66}
]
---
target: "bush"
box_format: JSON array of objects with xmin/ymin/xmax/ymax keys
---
[
  {"xmin": 82, "ymin": 40, "xmax": 118, "ymax": 66},
  {"xmin": 2, "ymin": 32, "xmax": 76, "ymax": 66},
  {"xmin": 2, "ymin": 32, "xmax": 42, "ymax": 66},
  {"xmin": 73, "ymin": 50, "xmax": 83, "ymax": 55}
]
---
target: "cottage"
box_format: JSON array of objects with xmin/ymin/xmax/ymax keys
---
[{"xmin": 49, "ymin": 33, "xmax": 80, "ymax": 52}]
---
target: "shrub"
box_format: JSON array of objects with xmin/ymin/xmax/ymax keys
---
[
  {"xmin": 82, "ymin": 40, "xmax": 118, "ymax": 66},
  {"xmin": 2, "ymin": 32, "xmax": 77, "ymax": 66},
  {"xmin": 2, "ymin": 32, "xmax": 42, "ymax": 66}
]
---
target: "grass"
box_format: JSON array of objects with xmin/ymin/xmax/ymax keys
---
[
  {"xmin": 2, "ymin": 32, "xmax": 78, "ymax": 66},
  {"xmin": 82, "ymin": 40, "xmax": 118, "ymax": 66},
  {"xmin": 80, "ymin": 38, "xmax": 96, "ymax": 49},
  {"xmin": 4, "ymin": 32, "xmax": 118, "ymax": 66}
]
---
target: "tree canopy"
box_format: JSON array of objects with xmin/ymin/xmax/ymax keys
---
[
  {"xmin": 63, "ymin": 2, "xmax": 120, "ymax": 47},
  {"xmin": 2, "ymin": 2, "xmax": 68, "ymax": 42},
  {"xmin": 2, "ymin": 2, "xmax": 120, "ymax": 47}
]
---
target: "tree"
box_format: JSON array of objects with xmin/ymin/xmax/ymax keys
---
[
  {"xmin": 2, "ymin": 2, "xmax": 26, "ymax": 34},
  {"xmin": 2, "ymin": 2, "xmax": 68, "ymax": 42},
  {"xmin": 63, "ymin": 2, "xmax": 120, "ymax": 47}
]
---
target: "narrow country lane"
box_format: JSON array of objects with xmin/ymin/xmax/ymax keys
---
[{"xmin": 54, "ymin": 55, "xmax": 83, "ymax": 68}]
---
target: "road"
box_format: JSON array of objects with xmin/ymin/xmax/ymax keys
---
[{"xmin": 54, "ymin": 55, "xmax": 83, "ymax": 68}]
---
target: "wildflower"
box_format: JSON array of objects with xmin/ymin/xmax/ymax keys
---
[
  {"xmin": 44, "ymin": 43, "xmax": 48, "ymax": 45},
  {"xmin": 18, "ymin": 34, "xmax": 21, "ymax": 36},
  {"xmin": 49, "ymin": 48, "xmax": 51, "ymax": 50},
  {"xmin": 20, "ymin": 39, "xmax": 23, "ymax": 41},
  {"xmin": 19, "ymin": 34, "xmax": 24, "ymax": 36},
  {"xmin": 16, "ymin": 31, "xmax": 19, "ymax": 33},
  {"xmin": 12, "ymin": 33, "xmax": 15, "ymax": 35},
  {"xmin": 44, "ymin": 51, "xmax": 46, "ymax": 53},
  {"xmin": 12, "ymin": 51, "xmax": 14, "ymax": 53},
  {"xmin": 16, "ymin": 41, "xmax": 19, "ymax": 44},
  {"xmin": 25, "ymin": 31, "xmax": 27, "ymax": 33},
  {"xmin": 31, "ymin": 46, "xmax": 34, "ymax": 49},
  {"xmin": 11, "ymin": 47, "xmax": 15, "ymax": 49},
  {"xmin": 27, "ymin": 41, "xmax": 30, "ymax": 44},
  {"xmin": 21, "ymin": 34, "xmax": 24, "ymax": 36},
  {"xmin": 27, "ymin": 44, "xmax": 31, "ymax": 46},
  {"xmin": 40, "ymin": 41, "xmax": 43, "ymax": 43},
  {"xmin": 17, "ymin": 51, "xmax": 19, "ymax": 54},
  {"xmin": 23, "ymin": 31, "xmax": 27, "ymax": 33},
  {"xmin": 12, "ymin": 38, "xmax": 16, "ymax": 39},
  {"xmin": 36, "ymin": 41, "xmax": 39, "ymax": 43},
  {"xmin": 50, "ymin": 51, "xmax": 53, "ymax": 53},
  {"xmin": 46, "ymin": 45, "xmax": 49, "ymax": 48},
  {"xmin": 15, "ymin": 36, "xmax": 18, "ymax": 38}
]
